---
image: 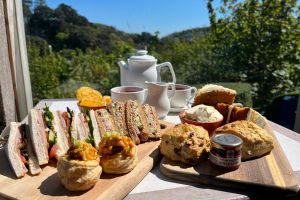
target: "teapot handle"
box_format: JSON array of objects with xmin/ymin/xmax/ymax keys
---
[
  {"xmin": 156, "ymin": 62, "xmax": 176, "ymax": 84},
  {"xmin": 167, "ymin": 83, "xmax": 176, "ymax": 99},
  {"xmin": 187, "ymin": 87, "xmax": 197, "ymax": 107}
]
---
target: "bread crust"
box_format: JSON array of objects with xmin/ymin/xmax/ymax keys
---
[
  {"xmin": 107, "ymin": 102, "xmax": 129, "ymax": 137},
  {"xmin": 57, "ymin": 156, "xmax": 102, "ymax": 191},
  {"xmin": 28, "ymin": 109, "xmax": 49, "ymax": 165},
  {"xmin": 25, "ymin": 127, "xmax": 42, "ymax": 175},
  {"xmin": 229, "ymin": 106, "xmax": 250, "ymax": 123},
  {"xmin": 126, "ymin": 100, "xmax": 149, "ymax": 144},
  {"xmin": 88, "ymin": 110, "xmax": 102, "ymax": 147},
  {"xmin": 160, "ymin": 123, "xmax": 211, "ymax": 165},
  {"xmin": 142, "ymin": 104, "xmax": 161, "ymax": 139},
  {"xmin": 193, "ymin": 84, "xmax": 236, "ymax": 106},
  {"xmin": 53, "ymin": 111, "xmax": 71, "ymax": 158},
  {"xmin": 4, "ymin": 122, "xmax": 28, "ymax": 178},
  {"xmin": 215, "ymin": 120, "xmax": 274, "ymax": 161},
  {"xmin": 95, "ymin": 109, "xmax": 118, "ymax": 137}
]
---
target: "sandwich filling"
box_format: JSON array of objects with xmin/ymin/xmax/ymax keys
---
[
  {"xmin": 86, "ymin": 111, "xmax": 95, "ymax": 145},
  {"xmin": 98, "ymin": 109, "xmax": 114, "ymax": 131},
  {"xmin": 43, "ymin": 106, "xmax": 71, "ymax": 159},
  {"xmin": 43, "ymin": 106, "xmax": 57, "ymax": 146},
  {"xmin": 110, "ymin": 102, "xmax": 127, "ymax": 136},
  {"xmin": 132, "ymin": 102, "xmax": 143, "ymax": 132},
  {"xmin": 16, "ymin": 124, "xmax": 28, "ymax": 165},
  {"xmin": 6, "ymin": 122, "xmax": 29, "ymax": 177},
  {"xmin": 77, "ymin": 113, "xmax": 90, "ymax": 141},
  {"xmin": 61, "ymin": 107, "xmax": 75, "ymax": 140},
  {"xmin": 143, "ymin": 105, "xmax": 157, "ymax": 134},
  {"xmin": 34, "ymin": 109, "xmax": 50, "ymax": 156}
]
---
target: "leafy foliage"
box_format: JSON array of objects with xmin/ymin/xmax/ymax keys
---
[
  {"xmin": 27, "ymin": 4, "xmax": 135, "ymax": 52},
  {"xmin": 206, "ymin": 0, "xmax": 300, "ymax": 111},
  {"xmin": 24, "ymin": 1, "xmax": 300, "ymax": 114},
  {"xmin": 27, "ymin": 36, "xmax": 134, "ymax": 103}
]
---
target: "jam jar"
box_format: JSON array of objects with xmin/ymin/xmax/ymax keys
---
[{"xmin": 209, "ymin": 133, "xmax": 243, "ymax": 170}]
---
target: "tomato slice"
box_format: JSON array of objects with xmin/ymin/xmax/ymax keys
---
[
  {"xmin": 49, "ymin": 144, "xmax": 58, "ymax": 159},
  {"xmin": 20, "ymin": 155, "xmax": 28, "ymax": 165}
]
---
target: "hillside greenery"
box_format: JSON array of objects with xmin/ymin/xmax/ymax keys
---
[{"xmin": 24, "ymin": 0, "xmax": 300, "ymax": 113}]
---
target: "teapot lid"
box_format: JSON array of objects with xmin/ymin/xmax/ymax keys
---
[{"xmin": 129, "ymin": 50, "xmax": 157, "ymax": 61}]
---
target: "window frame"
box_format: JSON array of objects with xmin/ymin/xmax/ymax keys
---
[{"xmin": 3, "ymin": 0, "xmax": 33, "ymax": 120}]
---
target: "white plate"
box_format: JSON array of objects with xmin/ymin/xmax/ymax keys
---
[{"xmin": 169, "ymin": 106, "xmax": 189, "ymax": 113}]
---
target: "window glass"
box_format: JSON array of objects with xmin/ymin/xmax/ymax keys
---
[{"xmin": 22, "ymin": 0, "xmax": 300, "ymax": 118}]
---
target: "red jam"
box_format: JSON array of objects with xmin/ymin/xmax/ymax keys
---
[{"xmin": 209, "ymin": 133, "xmax": 243, "ymax": 170}]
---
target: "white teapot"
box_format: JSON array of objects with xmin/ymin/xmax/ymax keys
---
[{"xmin": 117, "ymin": 50, "xmax": 176, "ymax": 88}]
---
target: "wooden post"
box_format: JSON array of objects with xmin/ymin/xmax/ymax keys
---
[
  {"xmin": 13, "ymin": 0, "xmax": 33, "ymax": 118},
  {"xmin": 0, "ymin": 0, "xmax": 17, "ymax": 128},
  {"xmin": 3, "ymin": 0, "xmax": 33, "ymax": 120}
]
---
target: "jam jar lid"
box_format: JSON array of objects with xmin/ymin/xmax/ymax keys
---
[{"xmin": 211, "ymin": 133, "xmax": 243, "ymax": 147}]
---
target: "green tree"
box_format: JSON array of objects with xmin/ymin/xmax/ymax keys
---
[
  {"xmin": 132, "ymin": 32, "xmax": 160, "ymax": 51},
  {"xmin": 34, "ymin": 0, "xmax": 46, "ymax": 8},
  {"xmin": 207, "ymin": 0, "xmax": 300, "ymax": 111},
  {"xmin": 29, "ymin": 5, "xmax": 55, "ymax": 39},
  {"xmin": 22, "ymin": 0, "xmax": 32, "ymax": 33},
  {"xmin": 54, "ymin": 4, "xmax": 89, "ymax": 26}
]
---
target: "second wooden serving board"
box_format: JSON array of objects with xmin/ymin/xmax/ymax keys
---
[{"xmin": 160, "ymin": 122, "xmax": 299, "ymax": 194}]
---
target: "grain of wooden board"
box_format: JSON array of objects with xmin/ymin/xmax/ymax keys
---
[
  {"xmin": 160, "ymin": 122, "xmax": 299, "ymax": 195},
  {"xmin": 0, "ymin": 120, "xmax": 173, "ymax": 200}
]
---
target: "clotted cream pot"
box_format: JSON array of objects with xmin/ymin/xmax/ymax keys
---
[{"xmin": 117, "ymin": 50, "xmax": 176, "ymax": 88}]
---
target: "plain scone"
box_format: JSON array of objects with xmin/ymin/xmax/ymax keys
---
[
  {"xmin": 160, "ymin": 123, "xmax": 211, "ymax": 165},
  {"xmin": 193, "ymin": 84, "xmax": 237, "ymax": 106},
  {"xmin": 215, "ymin": 120, "xmax": 274, "ymax": 161}
]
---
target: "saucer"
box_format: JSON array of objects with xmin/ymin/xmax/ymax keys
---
[{"xmin": 169, "ymin": 106, "xmax": 189, "ymax": 113}]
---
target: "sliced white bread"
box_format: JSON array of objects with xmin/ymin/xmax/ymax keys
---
[
  {"xmin": 89, "ymin": 110, "xmax": 102, "ymax": 147},
  {"xmin": 4, "ymin": 122, "xmax": 28, "ymax": 178},
  {"xmin": 28, "ymin": 109, "xmax": 49, "ymax": 165},
  {"xmin": 53, "ymin": 111, "xmax": 70, "ymax": 158},
  {"xmin": 24, "ymin": 125, "xmax": 42, "ymax": 175}
]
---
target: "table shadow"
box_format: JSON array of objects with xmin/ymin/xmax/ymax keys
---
[{"xmin": 39, "ymin": 172, "xmax": 88, "ymax": 197}]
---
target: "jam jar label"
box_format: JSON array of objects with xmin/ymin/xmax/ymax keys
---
[{"xmin": 209, "ymin": 147, "xmax": 241, "ymax": 168}]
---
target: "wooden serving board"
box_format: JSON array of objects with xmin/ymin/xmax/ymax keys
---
[
  {"xmin": 0, "ymin": 120, "xmax": 173, "ymax": 200},
  {"xmin": 160, "ymin": 122, "xmax": 299, "ymax": 194}
]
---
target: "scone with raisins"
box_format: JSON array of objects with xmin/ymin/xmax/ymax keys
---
[{"xmin": 160, "ymin": 123, "xmax": 211, "ymax": 165}]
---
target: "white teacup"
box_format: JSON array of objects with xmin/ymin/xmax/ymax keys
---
[
  {"xmin": 111, "ymin": 86, "xmax": 148, "ymax": 104},
  {"xmin": 168, "ymin": 84, "xmax": 197, "ymax": 108}
]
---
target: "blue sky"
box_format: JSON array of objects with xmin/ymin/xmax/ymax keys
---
[{"xmin": 46, "ymin": 0, "xmax": 212, "ymax": 37}]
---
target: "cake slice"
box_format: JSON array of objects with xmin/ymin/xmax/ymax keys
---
[{"xmin": 193, "ymin": 84, "xmax": 236, "ymax": 106}]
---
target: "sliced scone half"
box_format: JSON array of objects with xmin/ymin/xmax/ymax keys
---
[{"xmin": 215, "ymin": 120, "xmax": 274, "ymax": 161}]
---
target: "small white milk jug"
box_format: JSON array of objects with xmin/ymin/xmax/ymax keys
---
[{"xmin": 145, "ymin": 81, "xmax": 175, "ymax": 119}]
